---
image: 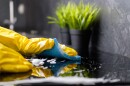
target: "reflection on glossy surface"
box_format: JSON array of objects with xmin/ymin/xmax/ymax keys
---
[
  {"xmin": 0, "ymin": 58, "xmax": 84, "ymax": 82},
  {"xmin": 31, "ymin": 67, "xmax": 52, "ymax": 78},
  {"xmin": 0, "ymin": 56, "xmax": 99, "ymax": 82},
  {"xmin": 59, "ymin": 64, "xmax": 93, "ymax": 77},
  {"xmin": 30, "ymin": 60, "xmax": 79, "ymax": 78},
  {"xmin": 43, "ymin": 59, "xmax": 80, "ymax": 76},
  {"xmin": 60, "ymin": 64, "xmax": 77, "ymax": 74},
  {"xmin": 0, "ymin": 71, "xmax": 32, "ymax": 81}
]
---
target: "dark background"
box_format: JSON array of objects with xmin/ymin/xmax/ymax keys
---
[{"xmin": 0, "ymin": 0, "xmax": 130, "ymax": 57}]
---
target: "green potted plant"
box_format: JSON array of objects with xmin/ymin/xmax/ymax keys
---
[{"xmin": 48, "ymin": 1, "xmax": 100, "ymax": 57}]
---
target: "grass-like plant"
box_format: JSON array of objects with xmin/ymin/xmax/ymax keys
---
[{"xmin": 47, "ymin": 1, "xmax": 100, "ymax": 30}]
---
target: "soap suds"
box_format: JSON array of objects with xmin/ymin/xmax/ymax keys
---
[
  {"xmin": 31, "ymin": 59, "xmax": 46, "ymax": 66},
  {"xmin": 47, "ymin": 58, "xmax": 56, "ymax": 64}
]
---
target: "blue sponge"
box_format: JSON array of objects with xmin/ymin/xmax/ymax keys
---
[{"xmin": 38, "ymin": 38, "xmax": 81, "ymax": 61}]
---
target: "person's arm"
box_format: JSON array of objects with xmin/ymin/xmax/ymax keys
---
[{"xmin": 0, "ymin": 26, "xmax": 54, "ymax": 55}]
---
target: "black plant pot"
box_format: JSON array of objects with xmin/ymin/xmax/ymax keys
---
[
  {"xmin": 70, "ymin": 29, "xmax": 92, "ymax": 57},
  {"xmin": 60, "ymin": 28, "xmax": 71, "ymax": 45}
]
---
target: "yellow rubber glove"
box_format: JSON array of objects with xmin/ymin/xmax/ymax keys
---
[
  {"xmin": 59, "ymin": 44, "xmax": 77, "ymax": 56},
  {"xmin": 0, "ymin": 26, "xmax": 77, "ymax": 56},
  {"xmin": 0, "ymin": 26, "xmax": 55, "ymax": 56},
  {"xmin": 0, "ymin": 43, "xmax": 33, "ymax": 73}
]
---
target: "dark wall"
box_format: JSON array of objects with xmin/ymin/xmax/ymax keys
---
[
  {"xmin": 0, "ymin": 0, "xmax": 130, "ymax": 57},
  {"xmin": 93, "ymin": 0, "xmax": 130, "ymax": 57},
  {"xmin": 15, "ymin": 0, "xmax": 61, "ymax": 39},
  {"xmin": 0, "ymin": 0, "xmax": 9, "ymax": 27}
]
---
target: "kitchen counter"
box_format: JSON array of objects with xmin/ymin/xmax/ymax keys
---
[{"xmin": 0, "ymin": 49, "xmax": 130, "ymax": 86}]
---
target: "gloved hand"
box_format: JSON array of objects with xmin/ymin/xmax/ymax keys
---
[
  {"xmin": 0, "ymin": 26, "xmax": 81, "ymax": 60},
  {"xmin": 38, "ymin": 38, "xmax": 81, "ymax": 60},
  {"xmin": 0, "ymin": 43, "xmax": 33, "ymax": 73},
  {"xmin": 44, "ymin": 60, "xmax": 80, "ymax": 76}
]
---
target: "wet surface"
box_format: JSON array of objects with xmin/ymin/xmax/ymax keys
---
[
  {"xmin": 90, "ymin": 50, "xmax": 130, "ymax": 83},
  {"xmin": 1, "ymin": 50, "xmax": 130, "ymax": 85},
  {"xmin": 0, "ymin": 57, "xmax": 94, "ymax": 81}
]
